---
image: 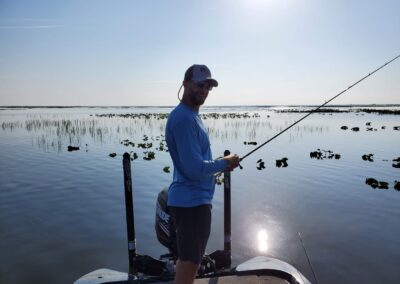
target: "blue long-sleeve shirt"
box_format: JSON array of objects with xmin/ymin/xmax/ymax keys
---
[{"xmin": 166, "ymin": 103, "xmax": 227, "ymax": 207}]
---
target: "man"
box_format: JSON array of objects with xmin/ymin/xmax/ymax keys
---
[{"xmin": 165, "ymin": 64, "xmax": 240, "ymax": 284}]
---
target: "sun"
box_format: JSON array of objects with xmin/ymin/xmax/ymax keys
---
[{"xmin": 245, "ymin": 0, "xmax": 276, "ymax": 8}]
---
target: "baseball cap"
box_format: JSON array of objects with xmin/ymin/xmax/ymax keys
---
[{"xmin": 184, "ymin": 64, "xmax": 218, "ymax": 87}]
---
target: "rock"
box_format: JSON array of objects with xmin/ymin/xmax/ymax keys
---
[
  {"xmin": 109, "ymin": 153, "xmax": 117, "ymax": 158},
  {"xmin": 163, "ymin": 166, "xmax": 170, "ymax": 173},
  {"xmin": 276, "ymin": 157, "xmax": 288, "ymax": 168},
  {"xmin": 310, "ymin": 151, "xmax": 322, "ymax": 159},
  {"xmin": 362, "ymin": 154, "xmax": 374, "ymax": 162},
  {"xmin": 340, "ymin": 126, "xmax": 348, "ymax": 130},
  {"xmin": 137, "ymin": 142, "xmax": 152, "ymax": 149},
  {"xmin": 365, "ymin": 178, "xmax": 379, "ymax": 188},
  {"xmin": 256, "ymin": 159, "xmax": 266, "ymax": 170},
  {"xmin": 378, "ymin": 182, "xmax": 389, "ymax": 189},
  {"xmin": 351, "ymin": 127, "xmax": 360, "ymax": 132},
  {"xmin": 130, "ymin": 152, "xmax": 138, "ymax": 161},
  {"xmin": 143, "ymin": 151, "xmax": 155, "ymax": 161},
  {"xmin": 366, "ymin": 178, "xmax": 389, "ymax": 190},
  {"xmin": 394, "ymin": 181, "xmax": 400, "ymax": 191},
  {"xmin": 244, "ymin": 141, "xmax": 257, "ymax": 145},
  {"xmin": 392, "ymin": 156, "xmax": 400, "ymax": 168},
  {"xmin": 310, "ymin": 149, "xmax": 340, "ymax": 160},
  {"xmin": 68, "ymin": 146, "xmax": 80, "ymax": 151}
]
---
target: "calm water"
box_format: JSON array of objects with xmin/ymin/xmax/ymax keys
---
[{"xmin": 0, "ymin": 106, "xmax": 399, "ymax": 284}]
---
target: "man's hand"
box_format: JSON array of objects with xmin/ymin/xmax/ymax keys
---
[{"xmin": 222, "ymin": 154, "xmax": 240, "ymax": 172}]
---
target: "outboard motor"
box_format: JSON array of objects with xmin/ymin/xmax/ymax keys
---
[
  {"xmin": 155, "ymin": 188, "xmax": 177, "ymax": 257},
  {"xmin": 155, "ymin": 188, "xmax": 231, "ymax": 274}
]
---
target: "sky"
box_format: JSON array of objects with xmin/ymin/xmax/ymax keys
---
[{"xmin": 0, "ymin": 0, "xmax": 399, "ymax": 106}]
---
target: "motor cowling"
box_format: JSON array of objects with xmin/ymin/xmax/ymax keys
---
[{"xmin": 155, "ymin": 188, "xmax": 177, "ymax": 257}]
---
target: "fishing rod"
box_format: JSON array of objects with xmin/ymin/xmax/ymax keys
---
[{"xmin": 239, "ymin": 53, "xmax": 400, "ymax": 163}]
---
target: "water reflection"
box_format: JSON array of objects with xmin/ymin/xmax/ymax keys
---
[{"xmin": 257, "ymin": 229, "xmax": 269, "ymax": 253}]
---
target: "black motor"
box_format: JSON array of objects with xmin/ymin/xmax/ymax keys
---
[
  {"xmin": 155, "ymin": 188, "xmax": 177, "ymax": 257},
  {"xmin": 155, "ymin": 188, "xmax": 230, "ymax": 273}
]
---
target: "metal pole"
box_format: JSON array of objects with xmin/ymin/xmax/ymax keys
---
[
  {"xmin": 122, "ymin": 152, "xmax": 137, "ymax": 275},
  {"xmin": 223, "ymin": 150, "xmax": 231, "ymax": 267}
]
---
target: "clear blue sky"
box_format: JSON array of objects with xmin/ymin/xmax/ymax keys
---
[{"xmin": 0, "ymin": 0, "xmax": 399, "ymax": 106}]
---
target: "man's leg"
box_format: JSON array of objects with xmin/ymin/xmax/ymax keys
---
[
  {"xmin": 174, "ymin": 260, "xmax": 198, "ymax": 284},
  {"xmin": 171, "ymin": 205, "xmax": 212, "ymax": 284}
]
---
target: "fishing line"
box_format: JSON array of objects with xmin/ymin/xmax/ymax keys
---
[
  {"xmin": 239, "ymin": 53, "xmax": 400, "ymax": 162},
  {"xmin": 298, "ymin": 232, "xmax": 319, "ymax": 284}
]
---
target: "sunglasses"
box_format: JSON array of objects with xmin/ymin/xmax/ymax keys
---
[{"xmin": 194, "ymin": 81, "xmax": 213, "ymax": 91}]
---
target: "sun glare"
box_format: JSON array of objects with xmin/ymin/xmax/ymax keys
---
[
  {"xmin": 257, "ymin": 229, "xmax": 269, "ymax": 253},
  {"xmin": 239, "ymin": 0, "xmax": 284, "ymax": 18},
  {"xmin": 245, "ymin": 0, "xmax": 276, "ymax": 8}
]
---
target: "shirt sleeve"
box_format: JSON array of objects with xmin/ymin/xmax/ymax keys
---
[{"xmin": 172, "ymin": 118, "xmax": 227, "ymax": 180}]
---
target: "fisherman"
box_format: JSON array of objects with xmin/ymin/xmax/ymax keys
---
[{"xmin": 165, "ymin": 64, "xmax": 240, "ymax": 284}]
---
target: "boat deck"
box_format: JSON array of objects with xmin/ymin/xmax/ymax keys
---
[
  {"xmin": 156, "ymin": 275, "xmax": 289, "ymax": 284},
  {"xmin": 74, "ymin": 268, "xmax": 295, "ymax": 284}
]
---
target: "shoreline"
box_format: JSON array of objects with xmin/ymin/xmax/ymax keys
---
[{"xmin": 1, "ymin": 103, "xmax": 400, "ymax": 109}]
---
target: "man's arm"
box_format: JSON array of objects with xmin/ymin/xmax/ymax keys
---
[{"xmin": 173, "ymin": 119, "xmax": 227, "ymax": 180}]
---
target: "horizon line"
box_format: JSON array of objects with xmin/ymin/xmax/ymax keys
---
[{"xmin": 1, "ymin": 103, "xmax": 400, "ymax": 109}]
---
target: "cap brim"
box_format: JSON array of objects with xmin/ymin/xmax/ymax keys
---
[{"xmin": 203, "ymin": 78, "xmax": 218, "ymax": 87}]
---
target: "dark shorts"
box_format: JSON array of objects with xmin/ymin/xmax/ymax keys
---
[{"xmin": 170, "ymin": 205, "xmax": 212, "ymax": 265}]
